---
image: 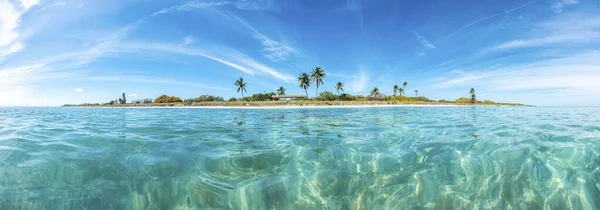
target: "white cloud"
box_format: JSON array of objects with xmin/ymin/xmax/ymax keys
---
[
  {"xmin": 427, "ymin": 51, "xmax": 600, "ymax": 105},
  {"xmin": 444, "ymin": 0, "xmax": 538, "ymax": 38},
  {"xmin": 152, "ymin": 1, "xmax": 226, "ymax": 16},
  {"xmin": 0, "ymin": 0, "xmax": 39, "ymax": 59},
  {"xmin": 120, "ymin": 41, "xmax": 296, "ymax": 82},
  {"xmin": 85, "ymin": 76, "xmax": 228, "ymax": 90},
  {"xmin": 231, "ymin": 15, "xmax": 299, "ymax": 62},
  {"xmin": 181, "ymin": 36, "xmax": 196, "ymax": 46},
  {"xmin": 348, "ymin": 70, "xmax": 368, "ymax": 93},
  {"xmin": 73, "ymin": 88, "xmax": 83, "ymax": 92},
  {"xmin": 552, "ymin": 0, "xmax": 579, "ymax": 13},
  {"xmin": 490, "ymin": 14, "xmax": 600, "ymax": 51},
  {"xmin": 411, "ymin": 31, "xmax": 435, "ymax": 49},
  {"xmin": 128, "ymin": 93, "xmax": 138, "ymax": 97}
]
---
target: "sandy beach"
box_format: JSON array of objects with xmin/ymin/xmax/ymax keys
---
[{"xmin": 70, "ymin": 104, "xmax": 495, "ymax": 109}]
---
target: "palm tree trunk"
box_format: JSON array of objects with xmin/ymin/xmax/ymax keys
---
[
  {"xmin": 316, "ymin": 85, "xmax": 319, "ymax": 98},
  {"xmin": 305, "ymin": 89, "xmax": 308, "ymax": 98}
]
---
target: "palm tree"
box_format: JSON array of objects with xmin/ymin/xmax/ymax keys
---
[
  {"xmin": 470, "ymin": 88, "xmax": 476, "ymax": 103},
  {"xmin": 311, "ymin": 67, "xmax": 326, "ymax": 98},
  {"xmin": 393, "ymin": 84, "xmax": 399, "ymax": 96},
  {"xmin": 235, "ymin": 77, "xmax": 247, "ymax": 99},
  {"xmin": 277, "ymin": 86, "xmax": 286, "ymax": 96},
  {"xmin": 403, "ymin": 81, "xmax": 408, "ymax": 93},
  {"xmin": 399, "ymin": 88, "xmax": 404, "ymax": 96},
  {"xmin": 298, "ymin": 73, "xmax": 311, "ymax": 97},
  {"xmin": 335, "ymin": 81, "xmax": 344, "ymax": 96},
  {"xmin": 370, "ymin": 87, "xmax": 381, "ymax": 99},
  {"xmin": 414, "ymin": 89, "xmax": 419, "ymax": 97}
]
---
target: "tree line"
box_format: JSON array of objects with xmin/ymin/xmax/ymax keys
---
[{"xmin": 234, "ymin": 66, "xmax": 481, "ymax": 103}]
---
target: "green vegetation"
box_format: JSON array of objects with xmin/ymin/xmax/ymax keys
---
[
  {"xmin": 470, "ymin": 88, "xmax": 477, "ymax": 104},
  {"xmin": 311, "ymin": 66, "xmax": 326, "ymax": 98},
  {"xmin": 68, "ymin": 66, "xmax": 526, "ymax": 107},
  {"xmin": 277, "ymin": 86, "xmax": 286, "ymax": 95},
  {"xmin": 298, "ymin": 72, "xmax": 311, "ymax": 97},
  {"xmin": 235, "ymin": 77, "xmax": 247, "ymax": 99},
  {"xmin": 121, "ymin": 93, "xmax": 127, "ymax": 104},
  {"xmin": 370, "ymin": 87, "xmax": 381, "ymax": 99},
  {"xmin": 153, "ymin": 95, "xmax": 183, "ymax": 103},
  {"xmin": 184, "ymin": 95, "xmax": 224, "ymax": 103},
  {"xmin": 335, "ymin": 81, "xmax": 344, "ymax": 96}
]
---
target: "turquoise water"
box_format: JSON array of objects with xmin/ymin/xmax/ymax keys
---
[{"xmin": 1, "ymin": 107, "xmax": 599, "ymax": 209}]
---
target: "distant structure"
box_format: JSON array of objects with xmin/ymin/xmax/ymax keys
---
[
  {"xmin": 129, "ymin": 98, "xmax": 153, "ymax": 104},
  {"xmin": 271, "ymin": 94, "xmax": 307, "ymax": 100}
]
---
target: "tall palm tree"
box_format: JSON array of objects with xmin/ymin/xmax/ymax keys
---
[
  {"xmin": 335, "ymin": 81, "xmax": 344, "ymax": 96},
  {"xmin": 403, "ymin": 81, "xmax": 408, "ymax": 92},
  {"xmin": 414, "ymin": 89, "xmax": 419, "ymax": 97},
  {"xmin": 470, "ymin": 88, "xmax": 476, "ymax": 103},
  {"xmin": 311, "ymin": 67, "xmax": 326, "ymax": 98},
  {"xmin": 235, "ymin": 77, "xmax": 247, "ymax": 99},
  {"xmin": 370, "ymin": 87, "xmax": 381, "ymax": 99},
  {"xmin": 298, "ymin": 73, "xmax": 311, "ymax": 97},
  {"xmin": 277, "ymin": 86, "xmax": 286, "ymax": 96},
  {"xmin": 393, "ymin": 84, "xmax": 399, "ymax": 96},
  {"xmin": 399, "ymin": 88, "xmax": 404, "ymax": 96}
]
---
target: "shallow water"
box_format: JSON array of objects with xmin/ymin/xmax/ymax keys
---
[{"xmin": 1, "ymin": 107, "xmax": 599, "ymax": 209}]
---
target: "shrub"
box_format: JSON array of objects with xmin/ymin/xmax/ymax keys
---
[
  {"xmin": 317, "ymin": 91, "xmax": 338, "ymax": 101},
  {"xmin": 184, "ymin": 95, "xmax": 224, "ymax": 102},
  {"xmin": 389, "ymin": 96, "xmax": 410, "ymax": 101},
  {"xmin": 250, "ymin": 92, "xmax": 276, "ymax": 101},
  {"xmin": 228, "ymin": 97, "xmax": 238, "ymax": 102},
  {"xmin": 338, "ymin": 93, "xmax": 356, "ymax": 101},
  {"xmin": 483, "ymin": 100, "xmax": 496, "ymax": 104},
  {"xmin": 456, "ymin": 97, "xmax": 471, "ymax": 104},
  {"xmin": 153, "ymin": 95, "xmax": 183, "ymax": 103}
]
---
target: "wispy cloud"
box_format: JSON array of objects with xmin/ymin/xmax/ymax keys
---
[
  {"xmin": 552, "ymin": 0, "xmax": 579, "ymax": 13},
  {"xmin": 231, "ymin": 15, "xmax": 299, "ymax": 62},
  {"xmin": 85, "ymin": 76, "xmax": 228, "ymax": 90},
  {"xmin": 489, "ymin": 15, "xmax": 600, "ymax": 51},
  {"xmin": 181, "ymin": 36, "xmax": 196, "ymax": 46},
  {"xmin": 0, "ymin": 0, "xmax": 39, "ymax": 59},
  {"xmin": 72, "ymin": 88, "xmax": 83, "ymax": 92},
  {"xmin": 32, "ymin": 1, "xmax": 66, "ymax": 14},
  {"xmin": 128, "ymin": 93, "xmax": 138, "ymax": 97},
  {"xmin": 444, "ymin": 0, "xmax": 539, "ymax": 38},
  {"xmin": 411, "ymin": 30, "xmax": 435, "ymax": 49},
  {"xmin": 427, "ymin": 51, "xmax": 600, "ymax": 105},
  {"xmin": 348, "ymin": 69, "xmax": 368, "ymax": 93},
  {"xmin": 152, "ymin": 1, "xmax": 226, "ymax": 16}
]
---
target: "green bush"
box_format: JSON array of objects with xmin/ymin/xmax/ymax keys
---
[
  {"xmin": 483, "ymin": 100, "xmax": 496, "ymax": 104},
  {"xmin": 456, "ymin": 97, "xmax": 471, "ymax": 104},
  {"xmin": 184, "ymin": 95, "xmax": 224, "ymax": 102},
  {"xmin": 338, "ymin": 93, "xmax": 356, "ymax": 101},
  {"xmin": 317, "ymin": 91, "xmax": 338, "ymax": 101},
  {"xmin": 153, "ymin": 95, "xmax": 183, "ymax": 103},
  {"xmin": 228, "ymin": 97, "xmax": 238, "ymax": 102},
  {"xmin": 250, "ymin": 92, "xmax": 276, "ymax": 101}
]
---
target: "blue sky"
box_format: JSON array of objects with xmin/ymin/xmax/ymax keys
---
[{"xmin": 1, "ymin": 0, "xmax": 599, "ymax": 106}]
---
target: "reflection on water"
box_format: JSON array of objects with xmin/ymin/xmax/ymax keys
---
[{"xmin": 1, "ymin": 107, "xmax": 600, "ymax": 209}]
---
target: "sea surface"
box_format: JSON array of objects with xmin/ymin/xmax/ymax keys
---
[{"xmin": 1, "ymin": 107, "xmax": 599, "ymax": 209}]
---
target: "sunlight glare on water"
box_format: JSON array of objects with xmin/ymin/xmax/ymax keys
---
[{"xmin": 0, "ymin": 107, "xmax": 599, "ymax": 209}]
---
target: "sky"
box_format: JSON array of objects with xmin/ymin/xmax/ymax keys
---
[{"xmin": 1, "ymin": 0, "xmax": 599, "ymax": 106}]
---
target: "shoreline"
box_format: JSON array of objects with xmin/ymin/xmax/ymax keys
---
[{"xmin": 64, "ymin": 104, "xmax": 529, "ymax": 109}]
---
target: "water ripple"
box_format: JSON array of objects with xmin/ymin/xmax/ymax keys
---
[{"xmin": 0, "ymin": 107, "xmax": 599, "ymax": 209}]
